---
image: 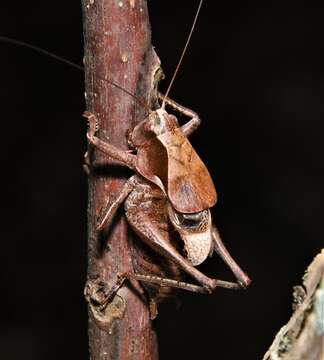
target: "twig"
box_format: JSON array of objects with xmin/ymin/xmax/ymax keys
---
[
  {"xmin": 81, "ymin": 0, "xmax": 161, "ymax": 358},
  {"xmin": 262, "ymin": 249, "xmax": 324, "ymax": 360}
]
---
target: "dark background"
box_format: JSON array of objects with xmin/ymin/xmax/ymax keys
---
[{"xmin": 0, "ymin": 1, "xmax": 323, "ymax": 359}]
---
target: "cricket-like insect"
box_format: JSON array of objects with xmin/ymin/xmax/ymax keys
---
[
  {"xmin": 0, "ymin": 0, "xmax": 250, "ymax": 318},
  {"xmin": 82, "ymin": 0, "xmax": 251, "ymax": 317},
  {"xmin": 83, "ymin": 96, "xmax": 251, "ymax": 295}
]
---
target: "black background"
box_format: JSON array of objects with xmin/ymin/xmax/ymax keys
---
[{"xmin": 0, "ymin": 1, "xmax": 323, "ymax": 359}]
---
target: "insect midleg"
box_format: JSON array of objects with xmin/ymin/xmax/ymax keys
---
[
  {"xmin": 212, "ymin": 226, "xmax": 251, "ymax": 288},
  {"xmin": 96, "ymin": 175, "xmax": 139, "ymax": 231},
  {"xmin": 158, "ymin": 92, "xmax": 201, "ymax": 137}
]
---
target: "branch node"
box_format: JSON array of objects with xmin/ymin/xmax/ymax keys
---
[{"xmin": 85, "ymin": 278, "xmax": 126, "ymax": 334}]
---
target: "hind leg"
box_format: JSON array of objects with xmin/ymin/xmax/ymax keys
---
[
  {"xmin": 125, "ymin": 208, "xmax": 244, "ymax": 293},
  {"xmin": 212, "ymin": 226, "xmax": 251, "ymax": 288},
  {"xmin": 127, "ymin": 210, "xmax": 216, "ymax": 292},
  {"xmin": 95, "ymin": 271, "xmax": 241, "ymax": 315}
]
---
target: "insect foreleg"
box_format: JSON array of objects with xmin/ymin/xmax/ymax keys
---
[
  {"xmin": 83, "ymin": 111, "xmax": 136, "ymax": 169},
  {"xmin": 158, "ymin": 92, "xmax": 201, "ymax": 137},
  {"xmin": 97, "ymin": 175, "xmax": 139, "ymax": 231},
  {"xmin": 212, "ymin": 226, "xmax": 251, "ymax": 288}
]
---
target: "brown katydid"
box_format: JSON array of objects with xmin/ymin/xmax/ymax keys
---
[
  {"xmin": 82, "ymin": 0, "xmax": 250, "ymax": 317},
  {"xmin": 0, "ymin": 0, "xmax": 250, "ymax": 318},
  {"xmin": 83, "ymin": 96, "xmax": 251, "ymax": 295}
]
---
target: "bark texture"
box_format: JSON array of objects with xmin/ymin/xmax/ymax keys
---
[
  {"xmin": 81, "ymin": 0, "xmax": 160, "ymax": 359},
  {"xmin": 263, "ymin": 249, "xmax": 324, "ymax": 360}
]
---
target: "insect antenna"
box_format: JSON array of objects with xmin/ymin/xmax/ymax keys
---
[
  {"xmin": 0, "ymin": 35, "xmax": 151, "ymax": 113},
  {"xmin": 162, "ymin": 0, "xmax": 204, "ymax": 108}
]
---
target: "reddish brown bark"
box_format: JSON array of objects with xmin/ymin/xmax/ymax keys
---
[{"xmin": 81, "ymin": 0, "xmax": 160, "ymax": 359}]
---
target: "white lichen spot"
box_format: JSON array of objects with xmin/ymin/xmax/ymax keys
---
[
  {"xmin": 124, "ymin": 74, "xmax": 128, "ymax": 79},
  {"xmin": 104, "ymin": 31, "xmax": 109, "ymax": 35},
  {"xmin": 140, "ymin": 7, "xmax": 143, "ymax": 12},
  {"xmin": 86, "ymin": 4, "xmax": 90, "ymax": 9},
  {"xmin": 89, "ymin": 0, "xmax": 94, "ymax": 4},
  {"xmin": 129, "ymin": 0, "xmax": 135, "ymax": 8},
  {"xmin": 118, "ymin": 1, "xmax": 123, "ymax": 7},
  {"xmin": 84, "ymin": 91, "xmax": 88, "ymax": 99},
  {"xmin": 121, "ymin": 53, "xmax": 128, "ymax": 63}
]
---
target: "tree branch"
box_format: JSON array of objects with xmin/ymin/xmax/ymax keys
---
[{"xmin": 81, "ymin": 0, "xmax": 161, "ymax": 358}]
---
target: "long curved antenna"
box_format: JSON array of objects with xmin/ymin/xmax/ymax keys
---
[
  {"xmin": 0, "ymin": 36, "xmax": 84, "ymax": 70},
  {"xmin": 0, "ymin": 35, "xmax": 151, "ymax": 112},
  {"xmin": 162, "ymin": 0, "xmax": 203, "ymax": 107}
]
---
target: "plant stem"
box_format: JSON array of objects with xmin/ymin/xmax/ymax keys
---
[{"xmin": 81, "ymin": 0, "xmax": 160, "ymax": 358}]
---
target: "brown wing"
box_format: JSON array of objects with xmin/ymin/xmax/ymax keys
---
[
  {"xmin": 135, "ymin": 137, "xmax": 168, "ymax": 193},
  {"xmin": 158, "ymin": 128, "xmax": 217, "ymax": 213}
]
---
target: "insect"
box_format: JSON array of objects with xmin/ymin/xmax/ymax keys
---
[
  {"xmin": 83, "ymin": 89, "xmax": 250, "ymax": 317},
  {"xmin": 83, "ymin": 92, "xmax": 250, "ymax": 281},
  {"xmin": 82, "ymin": 1, "xmax": 250, "ymax": 317},
  {"xmin": 0, "ymin": 0, "xmax": 250, "ymax": 319}
]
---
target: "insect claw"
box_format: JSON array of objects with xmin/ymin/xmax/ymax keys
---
[
  {"xmin": 238, "ymin": 277, "xmax": 252, "ymax": 289},
  {"xmin": 203, "ymin": 279, "xmax": 217, "ymax": 294},
  {"xmin": 83, "ymin": 111, "xmax": 100, "ymax": 139}
]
